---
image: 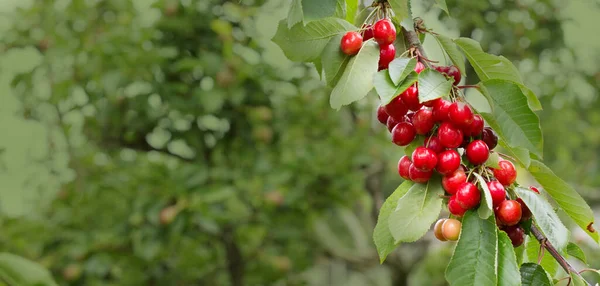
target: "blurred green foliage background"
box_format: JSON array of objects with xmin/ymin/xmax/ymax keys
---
[{"xmin": 0, "ymin": 0, "xmax": 599, "ymax": 285}]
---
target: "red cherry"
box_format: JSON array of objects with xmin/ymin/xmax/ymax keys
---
[
  {"xmin": 414, "ymin": 61, "xmax": 425, "ymax": 74},
  {"xmin": 487, "ymin": 181, "xmax": 506, "ymax": 207},
  {"xmin": 446, "ymin": 66, "xmax": 461, "ymax": 85},
  {"xmin": 436, "ymin": 150, "xmax": 461, "ymax": 175},
  {"xmin": 378, "ymin": 44, "xmax": 396, "ymax": 70},
  {"xmin": 403, "ymin": 111, "xmax": 415, "ymax": 123},
  {"xmin": 437, "ymin": 122, "xmax": 463, "ymax": 148},
  {"xmin": 434, "ymin": 65, "xmax": 449, "ymax": 74},
  {"xmin": 492, "ymin": 160, "xmax": 517, "ymax": 186},
  {"xmin": 432, "ymin": 99, "xmax": 452, "ymax": 122},
  {"xmin": 384, "ymin": 96, "xmax": 408, "ymax": 121},
  {"xmin": 464, "ymin": 114, "xmax": 484, "ymax": 137},
  {"xmin": 398, "ymin": 155, "xmax": 412, "ymax": 180},
  {"xmin": 412, "ymin": 109, "xmax": 435, "ymax": 135},
  {"xmin": 412, "ymin": 147, "xmax": 438, "ymax": 171},
  {"xmin": 408, "ymin": 164, "xmax": 433, "ymax": 183},
  {"xmin": 373, "ymin": 19, "xmax": 396, "ymax": 46},
  {"xmin": 503, "ymin": 225, "xmax": 525, "ymax": 247},
  {"xmin": 481, "ymin": 127, "xmax": 498, "ymax": 150},
  {"xmin": 376, "ymin": 105, "xmax": 389, "ymax": 125},
  {"xmin": 386, "ymin": 116, "xmax": 399, "ymax": 132},
  {"xmin": 466, "ymin": 140, "xmax": 490, "ymax": 165},
  {"xmin": 448, "ymin": 102, "xmax": 474, "ymax": 127},
  {"xmin": 361, "ymin": 24, "xmax": 374, "ymax": 41},
  {"xmin": 516, "ymin": 198, "xmax": 532, "ymax": 221},
  {"xmin": 448, "ymin": 196, "xmax": 467, "ymax": 217},
  {"xmin": 340, "ymin": 31, "xmax": 363, "ymax": 56},
  {"xmin": 391, "ymin": 122, "xmax": 416, "ymax": 146},
  {"xmin": 529, "ymin": 186, "xmax": 540, "ymax": 194},
  {"xmin": 423, "ymin": 98, "xmax": 439, "ymax": 108},
  {"xmin": 423, "ymin": 136, "xmax": 443, "ymax": 153},
  {"xmin": 456, "ymin": 182, "xmax": 481, "ymax": 209},
  {"xmin": 442, "ymin": 168, "xmax": 467, "ymax": 195},
  {"xmin": 400, "ymin": 85, "xmax": 422, "ymax": 111},
  {"xmin": 496, "ymin": 200, "xmax": 522, "ymax": 226}
]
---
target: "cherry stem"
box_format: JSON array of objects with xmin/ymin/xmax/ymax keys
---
[
  {"xmin": 457, "ymin": 85, "xmax": 478, "ymax": 89},
  {"xmin": 531, "ymin": 225, "xmax": 590, "ymax": 285}
]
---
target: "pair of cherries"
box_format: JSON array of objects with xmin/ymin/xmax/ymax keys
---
[{"xmin": 340, "ymin": 19, "xmax": 396, "ymax": 70}]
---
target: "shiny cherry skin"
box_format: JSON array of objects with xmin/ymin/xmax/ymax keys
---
[
  {"xmin": 456, "ymin": 182, "xmax": 481, "ymax": 209},
  {"xmin": 378, "ymin": 44, "xmax": 396, "ymax": 70},
  {"xmin": 361, "ymin": 24, "xmax": 374, "ymax": 41},
  {"xmin": 442, "ymin": 168, "xmax": 467, "ymax": 195},
  {"xmin": 496, "ymin": 200, "xmax": 522, "ymax": 226},
  {"xmin": 412, "ymin": 147, "xmax": 438, "ymax": 171},
  {"xmin": 412, "ymin": 109, "xmax": 435, "ymax": 135},
  {"xmin": 466, "ymin": 140, "xmax": 490, "ymax": 165},
  {"xmin": 434, "ymin": 219, "xmax": 447, "ymax": 241},
  {"xmin": 448, "ymin": 102, "xmax": 474, "ymax": 127},
  {"xmin": 448, "ymin": 196, "xmax": 467, "ymax": 217},
  {"xmin": 438, "ymin": 122, "xmax": 463, "ymax": 148},
  {"xmin": 446, "ymin": 66, "xmax": 461, "ymax": 85},
  {"xmin": 432, "ymin": 98, "xmax": 452, "ymax": 122},
  {"xmin": 529, "ymin": 186, "xmax": 540, "ymax": 194},
  {"xmin": 441, "ymin": 218, "xmax": 462, "ymax": 241},
  {"xmin": 493, "ymin": 160, "xmax": 517, "ymax": 186},
  {"xmin": 398, "ymin": 155, "xmax": 412, "ymax": 180},
  {"xmin": 516, "ymin": 198, "xmax": 532, "ymax": 221},
  {"xmin": 481, "ymin": 127, "xmax": 498, "ymax": 150},
  {"xmin": 340, "ymin": 31, "xmax": 363, "ymax": 56},
  {"xmin": 436, "ymin": 150, "xmax": 461, "ymax": 175},
  {"xmin": 487, "ymin": 181, "xmax": 506, "ymax": 207},
  {"xmin": 424, "ymin": 136, "xmax": 443, "ymax": 153},
  {"xmin": 408, "ymin": 164, "xmax": 433, "ymax": 183},
  {"xmin": 384, "ymin": 96, "xmax": 408, "ymax": 121},
  {"xmin": 400, "ymin": 85, "xmax": 422, "ymax": 111},
  {"xmin": 373, "ymin": 19, "xmax": 396, "ymax": 46},
  {"xmin": 423, "ymin": 97, "xmax": 439, "ymax": 108},
  {"xmin": 464, "ymin": 114, "xmax": 484, "ymax": 137},
  {"xmin": 386, "ymin": 116, "xmax": 399, "ymax": 132},
  {"xmin": 391, "ymin": 122, "xmax": 416, "ymax": 146},
  {"xmin": 414, "ymin": 61, "xmax": 425, "ymax": 74},
  {"xmin": 504, "ymin": 225, "xmax": 525, "ymax": 247},
  {"xmin": 377, "ymin": 105, "xmax": 389, "ymax": 125}
]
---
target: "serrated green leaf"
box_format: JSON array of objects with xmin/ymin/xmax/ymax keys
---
[
  {"xmin": 418, "ymin": 69, "xmax": 453, "ymax": 103},
  {"xmin": 520, "ymin": 263, "xmax": 552, "ymax": 286},
  {"xmin": 302, "ymin": 0, "xmax": 338, "ymax": 21},
  {"xmin": 477, "ymin": 80, "xmax": 543, "ymax": 158},
  {"xmin": 388, "ymin": 58, "xmax": 416, "ymax": 86},
  {"xmin": 373, "ymin": 181, "xmax": 414, "ymax": 263},
  {"xmin": 388, "ymin": 176, "xmax": 444, "ymax": 243},
  {"xmin": 521, "ymin": 86, "xmax": 542, "ymax": 111},
  {"xmin": 473, "ymin": 173, "xmax": 493, "ymax": 219},
  {"xmin": 334, "ymin": 0, "xmax": 346, "ymax": 18},
  {"xmin": 433, "ymin": 34, "xmax": 465, "ymax": 75},
  {"xmin": 497, "ymin": 231, "xmax": 522, "ymax": 286},
  {"xmin": 288, "ymin": 0, "xmax": 304, "ymax": 28},
  {"xmin": 272, "ymin": 18, "xmax": 356, "ymax": 62},
  {"xmin": 455, "ymin": 38, "xmax": 522, "ymax": 83},
  {"xmin": 484, "ymin": 151, "xmax": 500, "ymax": 169},
  {"xmin": 523, "ymin": 237, "xmax": 558, "ymax": 278},
  {"xmin": 528, "ymin": 160, "xmax": 600, "ymax": 244},
  {"xmin": 435, "ymin": 0, "xmax": 449, "ymax": 14},
  {"xmin": 388, "ymin": 0, "xmax": 410, "ymax": 24},
  {"xmin": 322, "ymin": 34, "xmax": 350, "ymax": 87},
  {"xmin": 515, "ymin": 187, "xmax": 569, "ymax": 251},
  {"xmin": 567, "ymin": 242, "xmax": 587, "ymax": 265},
  {"xmin": 404, "ymin": 135, "xmax": 425, "ymax": 157},
  {"xmin": 374, "ymin": 71, "xmax": 418, "ymax": 105},
  {"xmin": 445, "ymin": 211, "xmax": 497, "ymax": 286},
  {"xmin": 498, "ymin": 141, "xmax": 531, "ymax": 168},
  {"xmin": 330, "ymin": 40, "xmax": 379, "ymax": 109},
  {"xmin": 0, "ymin": 253, "xmax": 58, "ymax": 286},
  {"xmin": 345, "ymin": 0, "xmax": 358, "ymax": 24},
  {"xmin": 313, "ymin": 59, "xmax": 323, "ymax": 79}
]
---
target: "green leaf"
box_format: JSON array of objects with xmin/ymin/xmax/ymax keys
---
[
  {"xmin": 373, "ymin": 181, "xmax": 414, "ymax": 263},
  {"xmin": 515, "ymin": 187, "xmax": 569, "ymax": 251},
  {"xmin": 0, "ymin": 253, "xmax": 58, "ymax": 286},
  {"xmin": 272, "ymin": 18, "xmax": 356, "ymax": 62},
  {"xmin": 473, "ymin": 173, "xmax": 493, "ymax": 219},
  {"xmin": 434, "ymin": 0, "xmax": 449, "ymax": 14},
  {"xmin": 388, "ymin": 0, "xmax": 410, "ymax": 24},
  {"xmin": 433, "ymin": 35, "xmax": 465, "ymax": 74},
  {"xmin": 334, "ymin": 0, "xmax": 346, "ymax": 18},
  {"xmin": 313, "ymin": 59, "xmax": 323, "ymax": 79},
  {"xmin": 484, "ymin": 151, "xmax": 500, "ymax": 169},
  {"xmin": 388, "ymin": 176, "xmax": 444, "ymax": 243},
  {"xmin": 417, "ymin": 69, "xmax": 453, "ymax": 103},
  {"xmin": 520, "ymin": 263, "xmax": 552, "ymax": 286},
  {"xmin": 374, "ymin": 71, "xmax": 418, "ymax": 105},
  {"xmin": 322, "ymin": 34, "xmax": 350, "ymax": 87},
  {"xmin": 454, "ymin": 37, "xmax": 522, "ymax": 83},
  {"xmin": 477, "ymin": 80, "xmax": 543, "ymax": 158},
  {"xmin": 302, "ymin": 0, "xmax": 338, "ymax": 21},
  {"xmin": 524, "ymin": 237, "xmax": 558, "ymax": 277},
  {"xmin": 404, "ymin": 135, "xmax": 425, "ymax": 157},
  {"xmin": 388, "ymin": 58, "xmax": 417, "ymax": 86},
  {"xmin": 330, "ymin": 40, "xmax": 379, "ymax": 109},
  {"xmin": 567, "ymin": 242, "xmax": 587, "ymax": 265},
  {"xmin": 528, "ymin": 160, "xmax": 600, "ymax": 244},
  {"xmin": 497, "ymin": 231, "xmax": 521, "ymax": 286},
  {"xmin": 445, "ymin": 211, "xmax": 497, "ymax": 286},
  {"xmin": 521, "ymin": 86, "xmax": 543, "ymax": 111},
  {"xmin": 570, "ymin": 273, "xmax": 588, "ymax": 286},
  {"xmin": 288, "ymin": 0, "xmax": 304, "ymax": 28},
  {"xmin": 498, "ymin": 141, "xmax": 531, "ymax": 168},
  {"xmin": 345, "ymin": 0, "xmax": 358, "ymax": 24}
]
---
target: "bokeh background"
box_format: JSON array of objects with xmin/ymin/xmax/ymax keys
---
[{"xmin": 0, "ymin": 0, "xmax": 599, "ymax": 285}]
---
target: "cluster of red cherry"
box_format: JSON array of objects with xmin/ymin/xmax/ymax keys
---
[
  {"xmin": 340, "ymin": 19, "xmax": 397, "ymax": 70},
  {"xmin": 374, "ymin": 61, "xmax": 534, "ymax": 246}
]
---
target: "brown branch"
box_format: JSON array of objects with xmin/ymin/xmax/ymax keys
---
[{"xmin": 530, "ymin": 225, "xmax": 590, "ymax": 285}]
